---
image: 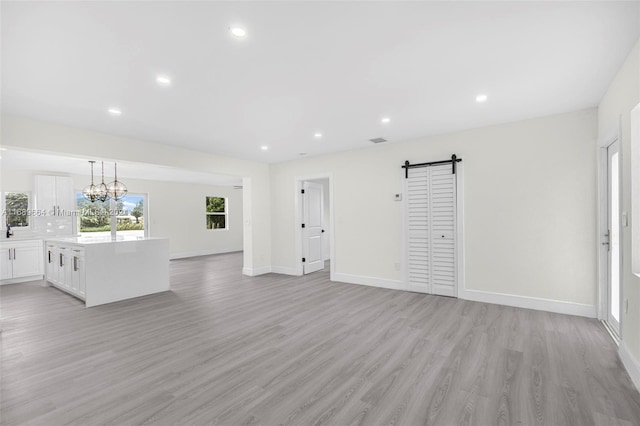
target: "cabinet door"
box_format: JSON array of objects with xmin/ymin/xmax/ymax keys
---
[
  {"xmin": 71, "ymin": 253, "xmax": 86, "ymax": 299},
  {"xmin": 0, "ymin": 248, "xmax": 12, "ymax": 280},
  {"xmin": 46, "ymin": 245, "xmax": 57, "ymax": 284},
  {"xmin": 55, "ymin": 177, "xmax": 75, "ymax": 213},
  {"xmin": 34, "ymin": 176, "xmax": 56, "ymax": 214},
  {"xmin": 59, "ymin": 248, "xmax": 73, "ymax": 290},
  {"xmin": 12, "ymin": 244, "xmax": 43, "ymax": 278},
  {"xmin": 55, "ymin": 249, "xmax": 65, "ymax": 286}
]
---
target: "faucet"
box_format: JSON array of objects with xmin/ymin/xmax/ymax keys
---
[{"xmin": 6, "ymin": 224, "xmax": 11, "ymax": 238}]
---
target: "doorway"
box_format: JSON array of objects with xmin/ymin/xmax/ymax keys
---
[
  {"xmin": 294, "ymin": 175, "xmax": 333, "ymax": 277},
  {"xmin": 302, "ymin": 181, "xmax": 324, "ymax": 274},
  {"xmin": 604, "ymin": 138, "xmax": 622, "ymax": 337}
]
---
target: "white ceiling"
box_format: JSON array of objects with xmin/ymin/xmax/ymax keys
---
[
  {"xmin": 2, "ymin": 1, "xmax": 639, "ymax": 163},
  {"xmin": 0, "ymin": 149, "xmax": 243, "ymax": 187}
]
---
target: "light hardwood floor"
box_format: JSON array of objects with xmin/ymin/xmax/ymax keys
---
[{"xmin": 2, "ymin": 252, "xmax": 640, "ymax": 425}]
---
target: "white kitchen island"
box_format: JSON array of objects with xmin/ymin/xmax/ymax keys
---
[{"xmin": 45, "ymin": 236, "xmax": 170, "ymax": 307}]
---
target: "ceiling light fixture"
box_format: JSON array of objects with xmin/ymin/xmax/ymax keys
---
[
  {"xmin": 107, "ymin": 163, "xmax": 128, "ymax": 201},
  {"xmin": 156, "ymin": 75, "xmax": 172, "ymax": 87},
  {"xmin": 97, "ymin": 161, "xmax": 110, "ymax": 202},
  {"xmin": 230, "ymin": 27, "xmax": 247, "ymax": 38},
  {"xmin": 314, "ymin": 132, "xmax": 323, "ymax": 139},
  {"xmin": 108, "ymin": 108, "xmax": 122, "ymax": 116},
  {"xmin": 381, "ymin": 117, "xmax": 391, "ymax": 124},
  {"xmin": 82, "ymin": 161, "xmax": 100, "ymax": 202},
  {"xmin": 475, "ymin": 94, "xmax": 488, "ymax": 103}
]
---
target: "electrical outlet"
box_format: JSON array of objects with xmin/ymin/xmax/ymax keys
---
[{"xmin": 394, "ymin": 262, "xmax": 400, "ymax": 271}]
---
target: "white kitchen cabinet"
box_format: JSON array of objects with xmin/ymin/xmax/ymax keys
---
[
  {"xmin": 13, "ymin": 244, "xmax": 44, "ymax": 278},
  {"xmin": 34, "ymin": 175, "xmax": 75, "ymax": 215},
  {"xmin": 70, "ymin": 249, "xmax": 85, "ymax": 298},
  {"xmin": 45, "ymin": 244, "xmax": 58, "ymax": 284},
  {"xmin": 46, "ymin": 237, "xmax": 169, "ymax": 307},
  {"xmin": 0, "ymin": 248, "xmax": 11, "ymax": 280},
  {"xmin": 0, "ymin": 240, "xmax": 44, "ymax": 284},
  {"xmin": 46, "ymin": 243, "xmax": 86, "ymax": 300}
]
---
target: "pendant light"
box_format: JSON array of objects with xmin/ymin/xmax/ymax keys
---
[
  {"xmin": 81, "ymin": 161, "xmax": 100, "ymax": 202},
  {"xmin": 97, "ymin": 161, "xmax": 110, "ymax": 202},
  {"xmin": 107, "ymin": 162, "xmax": 128, "ymax": 201}
]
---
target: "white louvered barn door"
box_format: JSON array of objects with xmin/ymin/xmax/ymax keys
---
[
  {"xmin": 405, "ymin": 164, "xmax": 457, "ymax": 296},
  {"xmin": 406, "ymin": 168, "xmax": 430, "ymax": 292}
]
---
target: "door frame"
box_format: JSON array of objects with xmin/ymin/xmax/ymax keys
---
[
  {"xmin": 597, "ymin": 120, "xmax": 623, "ymax": 340},
  {"xmin": 294, "ymin": 173, "xmax": 335, "ymax": 280},
  {"xmin": 401, "ymin": 162, "xmax": 465, "ymax": 297}
]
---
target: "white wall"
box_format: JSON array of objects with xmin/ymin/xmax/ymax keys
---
[
  {"xmin": 1, "ymin": 115, "xmax": 269, "ymax": 274},
  {"xmin": 0, "ymin": 169, "xmax": 244, "ymax": 258},
  {"xmin": 132, "ymin": 180, "xmax": 243, "ymax": 259},
  {"xmin": 271, "ymin": 109, "xmax": 598, "ymax": 312},
  {"xmin": 598, "ymin": 39, "xmax": 640, "ymax": 377}
]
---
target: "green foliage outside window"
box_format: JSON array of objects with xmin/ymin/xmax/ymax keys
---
[
  {"xmin": 206, "ymin": 197, "xmax": 227, "ymax": 230},
  {"xmin": 5, "ymin": 193, "xmax": 29, "ymax": 227}
]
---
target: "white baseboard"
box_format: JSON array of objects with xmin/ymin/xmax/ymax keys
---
[
  {"xmin": 460, "ymin": 288, "xmax": 596, "ymax": 318},
  {"xmin": 619, "ymin": 342, "xmax": 640, "ymax": 393},
  {"xmin": 1, "ymin": 275, "xmax": 44, "ymax": 285},
  {"xmin": 170, "ymin": 248, "xmax": 241, "ymax": 260},
  {"xmin": 332, "ymin": 273, "xmax": 405, "ymax": 292},
  {"xmin": 242, "ymin": 266, "xmax": 272, "ymax": 276},
  {"xmin": 271, "ymin": 266, "xmax": 299, "ymax": 276},
  {"xmin": 329, "ymin": 273, "xmax": 595, "ymax": 318}
]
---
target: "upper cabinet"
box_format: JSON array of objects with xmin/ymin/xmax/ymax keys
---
[{"xmin": 34, "ymin": 176, "xmax": 74, "ymax": 215}]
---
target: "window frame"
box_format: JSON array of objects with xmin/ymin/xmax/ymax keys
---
[
  {"xmin": 2, "ymin": 191, "xmax": 32, "ymax": 231},
  {"xmin": 75, "ymin": 192, "xmax": 149, "ymax": 238},
  {"xmin": 206, "ymin": 196, "xmax": 228, "ymax": 231}
]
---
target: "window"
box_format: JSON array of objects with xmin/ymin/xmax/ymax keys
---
[
  {"xmin": 3, "ymin": 192, "xmax": 30, "ymax": 229},
  {"xmin": 76, "ymin": 193, "xmax": 147, "ymax": 237},
  {"xmin": 76, "ymin": 194, "xmax": 111, "ymax": 234},
  {"xmin": 206, "ymin": 196, "xmax": 227, "ymax": 230}
]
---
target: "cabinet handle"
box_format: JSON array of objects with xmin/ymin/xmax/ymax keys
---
[
  {"xmin": 8, "ymin": 249, "xmax": 11, "ymax": 261},
  {"xmin": 59, "ymin": 253, "xmax": 64, "ymax": 267},
  {"xmin": 13, "ymin": 248, "xmax": 16, "ymax": 260},
  {"xmin": 48, "ymin": 251, "xmax": 52, "ymax": 263},
  {"xmin": 73, "ymin": 256, "xmax": 78, "ymax": 272}
]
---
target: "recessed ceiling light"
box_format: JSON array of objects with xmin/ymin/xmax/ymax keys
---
[
  {"xmin": 261, "ymin": 146, "xmax": 269, "ymax": 151},
  {"xmin": 381, "ymin": 117, "xmax": 391, "ymax": 124},
  {"xmin": 314, "ymin": 132, "xmax": 323, "ymax": 139},
  {"xmin": 108, "ymin": 108, "xmax": 122, "ymax": 116},
  {"xmin": 156, "ymin": 75, "xmax": 172, "ymax": 87},
  {"xmin": 476, "ymin": 94, "xmax": 488, "ymax": 103},
  {"xmin": 230, "ymin": 27, "xmax": 247, "ymax": 38}
]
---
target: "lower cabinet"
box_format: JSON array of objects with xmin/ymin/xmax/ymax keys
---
[
  {"xmin": 46, "ymin": 243, "xmax": 85, "ymax": 300},
  {"xmin": 0, "ymin": 240, "xmax": 44, "ymax": 283}
]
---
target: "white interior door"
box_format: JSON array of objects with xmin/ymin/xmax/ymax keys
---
[
  {"xmin": 606, "ymin": 139, "xmax": 621, "ymax": 335},
  {"xmin": 303, "ymin": 182, "xmax": 324, "ymax": 274},
  {"xmin": 405, "ymin": 164, "xmax": 457, "ymax": 296}
]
